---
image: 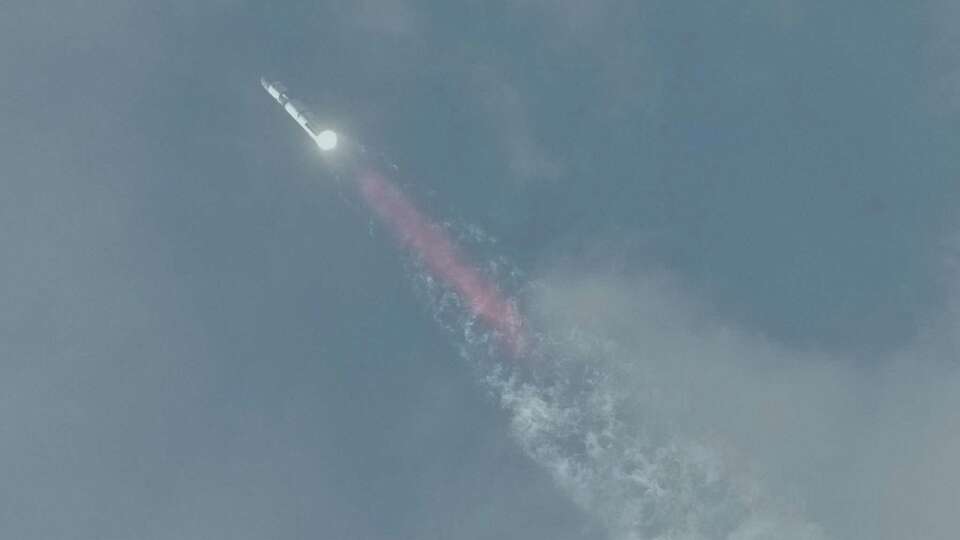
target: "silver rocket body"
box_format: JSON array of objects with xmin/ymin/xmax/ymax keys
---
[{"xmin": 261, "ymin": 78, "xmax": 338, "ymax": 151}]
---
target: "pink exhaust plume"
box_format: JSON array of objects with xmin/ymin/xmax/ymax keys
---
[{"xmin": 356, "ymin": 169, "xmax": 525, "ymax": 357}]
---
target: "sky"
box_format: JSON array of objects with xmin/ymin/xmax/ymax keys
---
[{"xmin": 2, "ymin": 1, "xmax": 959, "ymax": 539}]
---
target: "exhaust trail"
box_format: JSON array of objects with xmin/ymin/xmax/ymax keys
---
[
  {"xmin": 260, "ymin": 78, "xmax": 825, "ymax": 540},
  {"xmin": 355, "ymin": 168, "xmax": 525, "ymax": 357}
]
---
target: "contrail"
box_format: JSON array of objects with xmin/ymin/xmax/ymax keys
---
[
  {"xmin": 259, "ymin": 78, "xmax": 825, "ymax": 540},
  {"xmin": 355, "ymin": 168, "xmax": 525, "ymax": 356}
]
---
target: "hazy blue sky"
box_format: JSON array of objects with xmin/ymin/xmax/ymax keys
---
[{"xmin": 3, "ymin": 1, "xmax": 959, "ymax": 539}]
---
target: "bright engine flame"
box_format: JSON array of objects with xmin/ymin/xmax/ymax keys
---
[{"xmin": 316, "ymin": 130, "xmax": 338, "ymax": 151}]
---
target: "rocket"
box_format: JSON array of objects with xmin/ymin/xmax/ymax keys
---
[
  {"xmin": 260, "ymin": 78, "xmax": 338, "ymax": 151},
  {"xmin": 259, "ymin": 77, "xmax": 526, "ymax": 357}
]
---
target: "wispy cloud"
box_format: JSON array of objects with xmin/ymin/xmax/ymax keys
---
[
  {"xmin": 463, "ymin": 258, "xmax": 960, "ymax": 539},
  {"xmin": 925, "ymin": 0, "xmax": 960, "ymax": 116},
  {"xmin": 352, "ymin": 0, "xmax": 419, "ymax": 37},
  {"xmin": 470, "ymin": 67, "xmax": 563, "ymax": 184}
]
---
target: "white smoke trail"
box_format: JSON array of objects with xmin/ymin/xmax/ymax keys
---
[
  {"xmin": 483, "ymin": 317, "xmax": 827, "ymax": 540},
  {"xmin": 402, "ymin": 224, "xmax": 826, "ymax": 540},
  {"xmin": 478, "ymin": 344, "xmax": 825, "ymax": 540}
]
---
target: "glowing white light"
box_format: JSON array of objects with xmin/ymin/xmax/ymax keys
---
[{"xmin": 316, "ymin": 130, "xmax": 338, "ymax": 151}]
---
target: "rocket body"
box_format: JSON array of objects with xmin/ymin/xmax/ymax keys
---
[{"xmin": 261, "ymin": 78, "xmax": 337, "ymax": 151}]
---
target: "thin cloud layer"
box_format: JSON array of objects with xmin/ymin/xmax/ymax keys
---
[
  {"xmin": 925, "ymin": 0, "xmax": 960, "ymax": 116},
  {"xmin": 6, "ymin": 1, "xmax": 958, "ymax": 539},
  {"xmin": 469, "ymin": 263, "xmax": 960, "ymax": 539},
  {"xmin": 471, "ymin": 67, "xmax": 564, "ymax": 184},
  {"xmin": 353, "ymin": 0, "xmax": 419, "ymax": 37}
]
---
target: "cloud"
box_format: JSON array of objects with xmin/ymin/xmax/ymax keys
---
[
  {"xmin": 470, "ymin": 67, "xmax": 564, "ymax": 184},
  {"xmin": 512, "ymin": 0, "xmax": 610, "ymax": 42},
  {"xmin": 924, "ymin": 0, "xmax": 960, "ymax": 116},
  {"xmin": 465, "ymin": 259, "xmax": 960, "ymax": 539},
  {"xmin": 352, "ymin": 0, "xmax": 419, "ymax": 37},
  {"xmin": 506, "ymin": 0, "xmax": 664, "ymax": 124}
]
